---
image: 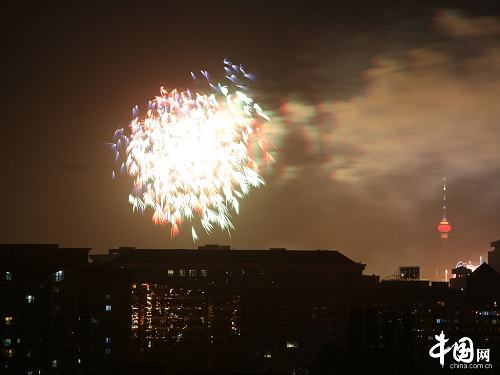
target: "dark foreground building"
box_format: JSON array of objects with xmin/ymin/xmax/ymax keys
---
[
  {"xmin": 0, "ymin": 244, "xmax": 130, "ymax": 375},
  {"xmin": 340, "ymin": 265, "xmax": 500, "ymax": 375},
  {"xmin": 489, "ymin": 240, "xmax": 500, "ymax": 274},
  {"xmin": 1, "ymin": 243, "xmax": 500, "ymax": 374},
  {"xmin": 92, "ymin": 245, "xmax": 368, "ymax": 374}
]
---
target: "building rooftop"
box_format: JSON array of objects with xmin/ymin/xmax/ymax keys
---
[
  {"xmin": 0, "ymin": 244, "xmax": 90, "ymax": 266},
  {"xmin": 93, "ymin": 245, "xmax": 366, "ymax": 271}
]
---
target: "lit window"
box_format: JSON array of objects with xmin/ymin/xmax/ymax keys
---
[
  {"xmin": 3, "ymin": 338, "xmax": 11, "ymax": 347},
  {"xmin": 5, "ymin": 316, "xmax": 13, "ymax": 326},
  {"xmin": 105, "ymin": 294, "xmax": 111, "ymax": 300},
  {"xmin": 16, "ymin": 338, "xmax": 20, "ymax": 344},
  {"xmin": 286, "ymin": 340, "xmax": 298, "ymax": 348},
  {"xmin": 263, "ymin": 352, "xmax": 272, "ymax": 358},
  {"xmin": 28, "ymin": 371, "xmax": 33, "ymax": 375},
  {"xmin": 105, "ymin": 305, "xmax": 112, "ymax": 312},
  {"xmin": 52, "ymin": 359, "xmax": 58, "ymax": 368},
  {"xmin": 77, "ymin": 358, "xmax": 81, "ymax": 364},
  {"xmin": 26, "ymin": 295, "xmax": 35, "ymax": 304},
  {"xmin": 189, "ymin": 269, "xmax": 197, "ymax": 277},
  {"xmin": 179, "ymin": 270, "xmax": 186, "ymax": 277},
  {"xmin": 5, "ymin": 272, "xmax": 12, "ymax": 281},
  {"xmin": 436, "ymin": 318, "xmax": 444, "ymax": 324},
  {"xmin": 105, "ymin": 337, "xmax": 112, "ymax": 344},
  {"xmin": 54, "ymin": 270, "xmax": 64, "ymax": 283},
  {"xmin": 201, "ymin": 269, "xmax": 207, "ymax": 277},
  {"xmin": 167, "ymin": 269, "xmax": 174, "ymax": 276},
  {"xmin": 5, "ymin": 349, "xmax": 13, "ymax": 358},
  {"xmin": 105, "ymin": 348, "xmax": 111, "ymax": 354}
]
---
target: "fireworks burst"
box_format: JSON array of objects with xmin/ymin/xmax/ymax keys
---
[{"xmin": 111, "ymin": 59, "xmax": 273, "ymax": 240}]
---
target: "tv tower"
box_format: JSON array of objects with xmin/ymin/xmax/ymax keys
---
[
  {"xmin": 437, "ymin": 177, "xmax": 452, "ymax": 239},
  {"xmin": 436, "ymin": 177, "xmax": 452, "ymax": 282}
]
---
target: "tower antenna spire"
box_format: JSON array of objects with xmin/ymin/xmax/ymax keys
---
[{"xmin": 442, "ymin": 177, "xmax": 447, "ymax": 219}]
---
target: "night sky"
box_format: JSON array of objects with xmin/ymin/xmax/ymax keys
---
[{"xmin": 3, "ymin": 1, "xmax": 500, "ymax": 279}]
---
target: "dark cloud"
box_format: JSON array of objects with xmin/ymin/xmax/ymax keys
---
[
  {"xmin": 261, "ymin": 10, "xmax": 500, "ymax": 277},
  {"xmin": 437, "ymin": 9, "xmax": 500, "ymax": 36}
]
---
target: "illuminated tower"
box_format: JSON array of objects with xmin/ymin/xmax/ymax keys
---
[{"xmin": 437, "ymin": 178, "xmax": 452, "ymax": 239}]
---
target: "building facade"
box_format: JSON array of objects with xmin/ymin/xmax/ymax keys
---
[
  {"xmin": 489, "ymin": 240, "xmax": 500, "ymax": 274},
  {"xmin": 0, "ymin": 244, "xmax": 130, "ymax": 374},
  {"xmin": 93, "ymin": 245, "xmax": 367, "ymax": 374}
]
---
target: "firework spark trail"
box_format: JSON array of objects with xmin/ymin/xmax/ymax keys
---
[{"xmin": 111, "ymin": 59, "xmax": 273, "ymax": 240}]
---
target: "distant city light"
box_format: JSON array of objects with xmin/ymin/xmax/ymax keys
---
[
  {"xmin": 286, "ymin": 341, "xmax": 299, "ymax": 348},
  {"xmin": 456, "ymin": 260, "xmax": 480, "ymax": 272},
  {"xmin": 54, "ymin": 270, "xmax": 64, "ymax": 283}
]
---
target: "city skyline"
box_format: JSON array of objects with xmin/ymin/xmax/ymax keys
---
[{"xmin": 1, "ymin": 243, "xmax": 499, "ymax": 373}]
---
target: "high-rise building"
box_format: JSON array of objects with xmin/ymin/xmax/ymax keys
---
[
  {"xmin": 398, "ymin": 266, "xmax": 420, "ymax": 280},
  {"xmin": 92, "ymin": 246, "xmax": 367, "ymax": 374},
  {"xmin": 0, "ymin": 244, "xmax": 130, "ymax": 374},
  {"xmin": 450, "ymin": 264, "xmax": 471, "ymax": 290},
  {"xmin": 488, "ymin": 239, "xmax": 500, "ymax": 274}
]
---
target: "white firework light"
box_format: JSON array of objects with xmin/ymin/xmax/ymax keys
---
[{"xmin": 111, "ymin": 59, "xmax": 273, "ymax": 240}]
